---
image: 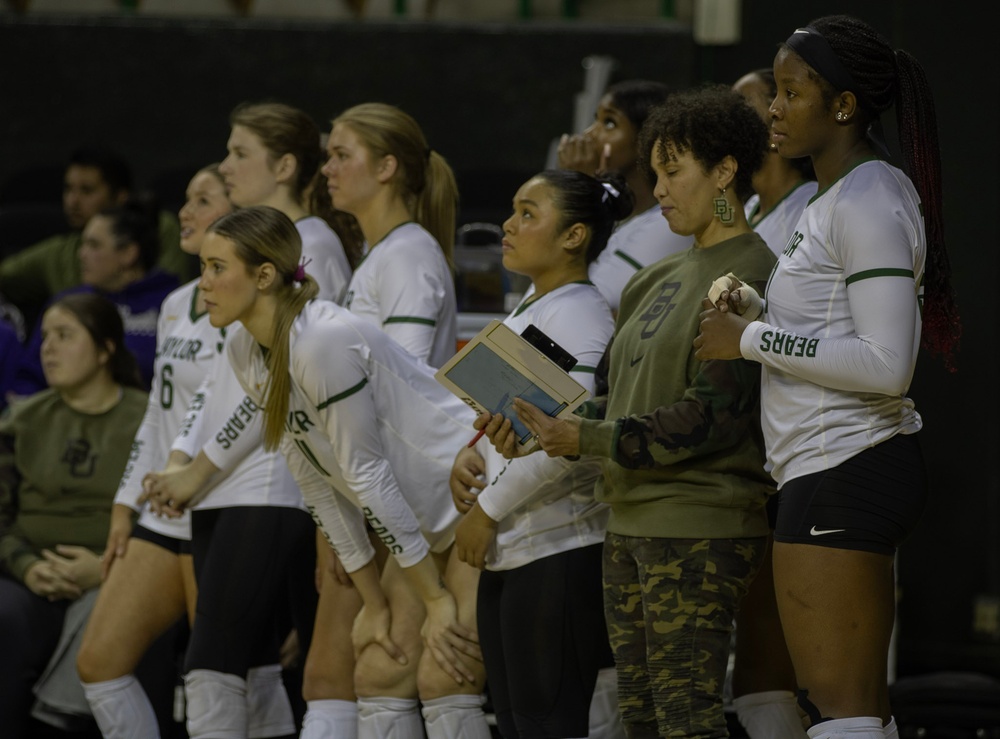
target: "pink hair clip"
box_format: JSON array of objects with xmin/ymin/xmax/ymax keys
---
[{"xmin": 293, "ymin": 257, "xmax": 313, "ymax": 283}]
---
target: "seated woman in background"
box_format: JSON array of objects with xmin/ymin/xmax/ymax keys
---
[
  {"xmin": 13, "ymin": 198, "xmax": 179, "ymax": 395},
  {"xmin": 0, "ymin": 292, "xmax": 146, "ymax": 739}
]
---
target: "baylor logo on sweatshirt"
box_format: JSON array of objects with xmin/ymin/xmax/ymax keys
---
[
  {"xmin": 61, "ymin": 439, "xmax": 98, "ymax": 478},
  {"xmin": 639, "ymin": 281, "xmax": 681, "ymax": 339}
]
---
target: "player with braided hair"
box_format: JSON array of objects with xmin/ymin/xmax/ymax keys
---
[{"xmin": 695, "ymin": 14, "xmax": 961, "ymax": 739}]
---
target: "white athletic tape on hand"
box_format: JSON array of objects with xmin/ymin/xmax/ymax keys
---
[{"xmin": 707, "ymin": 272, "xmax": 763, "ymax": 321}]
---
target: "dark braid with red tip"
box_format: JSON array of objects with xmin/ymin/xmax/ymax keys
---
[{"xmin": 812, "ymin": 14, "xmax": 961, "ymax": 370}]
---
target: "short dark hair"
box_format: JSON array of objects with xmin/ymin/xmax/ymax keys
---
[
  {"xmin": 67, "ymin": 146, "xmax": 133, "ymax": 195},
  {"xmin": 639, "ymin": 84, "xmax": 768, "ymax": 204}
]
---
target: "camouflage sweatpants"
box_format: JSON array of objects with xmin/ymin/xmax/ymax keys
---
[{"xmin": 602, "ymin": 533, "xmax": 766, "ymax": 738}]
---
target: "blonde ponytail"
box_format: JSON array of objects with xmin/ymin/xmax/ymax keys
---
[
  {"xmin": 207, "ymin": 206, "xmax": 319, "ymax": 451},
  {"xmin": 332, "ymin": 103, "xmax": 458, "ymax": 266}
]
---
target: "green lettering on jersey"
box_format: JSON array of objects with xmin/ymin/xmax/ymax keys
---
[{"xmin": 782, "ymin": 231, "xmax": 803, "ymax": 258}]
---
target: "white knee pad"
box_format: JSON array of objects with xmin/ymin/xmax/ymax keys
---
[
  {"xmin": 733, "ymin": 690, "xmax": 806, "ymax": 738},
  {"xmin": 246, "ymin": 664, "xmax": 294, "ymax": 738},
  {"xmin": 421, "ymin": 693, "xmax": 491, "ymax": 739},
  {"xmin": 883, "ymin": 716, "xmax": 899, "ymax": 739},
  {"xmin": 806, "ymin": 716, "xmax": 885, "ymax": 739},
  {"xmin": 184, "ymin": 669, "xmax": 248, "ymax": 739},
  {"xmin": 300, "ymin": 699, "xmax": 358, "ymax": 739},
  {"xmin": 82, "ymin": 675, "xmax": 160, "ymax": 739},
  {"xmin": 356, "ymin": 696, "xmax": 423, "ymax": 739},
  {"xmin": 588, "ymin": 667, "xmax": 625, "ymax": 739}
]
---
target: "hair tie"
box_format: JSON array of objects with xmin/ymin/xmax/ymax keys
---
[
  {"xmin": 293, "ymin": 257, "xmax": 312, "ymax": 284},
  {"xmin": 600, "ymin": 181, "xmax": 620, "ymax": 204}
]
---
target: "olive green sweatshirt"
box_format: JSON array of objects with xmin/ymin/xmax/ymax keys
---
[
  {"xmin": 578, "ymin": 232, "xmax": 776, "ymax": 540},
  {"xmin": 0, "ymin": 387, "xmax": 146, "ymax": 582}
]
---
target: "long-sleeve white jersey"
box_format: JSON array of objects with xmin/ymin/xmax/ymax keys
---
[
  {"xmin": 342, "ymin": 222, "xmax": 457, "ymax": 368},
  {"xmin": 226, "ymin": 300, "xmax": 475, "ymax": 573},
  {"xmin": 166, "ymin": 216, "xmax": 351, "ymax": 486},
  {"xmin": 297, "ymin": 215, "xmax": 352, "ymax": 305},
  {"xmin": 474, "ymin": 281, "xmax": 614, "ymax": 571},
  {"xmin": 168, "ymin": 331, "xmax": 303, "ymax": 511},
  {"xmin": 114, "ymin": 281, "xmax": 220, "ymax": 539},
  {"xmin": 740, "ymin": 160, "xmax": 925, "ymax": 487},
  {"xmin": 588, "ymin": 204, "xmax": 693, "ymax": 312},
  {"xmin": 744, "ymin": 181, "xmax": 819, "ymax": 257}
]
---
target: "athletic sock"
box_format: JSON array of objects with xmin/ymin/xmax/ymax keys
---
[
  {"xmin": 82, "ymin": 675, "xmax": 160, "ymax": 739},
  {"xmin": 588, "ymin": 667, "xmax": 626, "ymax": 738},
  {"xmin": 807, "ymin": 716, "xmax": 885, "ymax": 739},
  {"xmin": 883, "ymin": 716, "xmax": 899, "ymax": 739},
  {"xmin": 300, "ymin": 699, "xmax": 358, "ymax": 739},
  {"xmin": 184, "ymin": 669, "xmax": 248, "ymax": 739},
  {"xmin": 246, "ymin": 664, "xmax": 295, "ymax": 738},
  {"xmin": 733, "ymin": 690, "xmax": 807, "ymax": 738},
  {"xmin": 421, "ymin": 693, "xmax": 491, "ymax": 739},
  {"xmin": 357, "ymin": 696, "xmax": 423, "ymax": 739}
]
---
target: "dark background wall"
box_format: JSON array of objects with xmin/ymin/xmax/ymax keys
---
[
  {"xmin": 0, "ymin": 14, "xmax": 695, "ymax": 222},
  {"xmin": 1, "ymin": 0, "xmax": 996, "ymax": 677}
]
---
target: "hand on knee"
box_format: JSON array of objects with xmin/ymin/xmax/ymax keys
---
[
  {"xmin": 415, "ymin": 649, "xmax": 486, "ymax": 699},
  {"xmin": 354, "ymin": 648, "xmax": 417, "ymax": 698}
]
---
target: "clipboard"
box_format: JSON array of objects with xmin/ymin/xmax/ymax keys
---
[{"xmin": 435, "ymin": 320, "xmax": 590, "ymax": 453}]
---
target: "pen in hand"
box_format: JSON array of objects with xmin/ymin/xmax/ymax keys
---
[
  {"xmin": 467, "ymin": 427, "xmax": 486, "ymax": 448},
  {"xmin": 468, "ymin": 392, "xmax": 510, "ymax": 448}
]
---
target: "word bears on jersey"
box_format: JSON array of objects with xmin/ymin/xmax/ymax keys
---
[
  {"xmin": 758, "ymin": 329, "xmax": 819, "ymax": 358},
  {"xmin": 362, "ymin": 507, "xmax": 405, "ymax": 556},
  {"xmin": 213, "ymin": 396, "xmax": 260, "ymax": 449}
]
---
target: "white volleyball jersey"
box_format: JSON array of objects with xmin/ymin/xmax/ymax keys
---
[
  {"xmin": 588, "ymin": 204, "xmax": 693, "ymax": 312},
  {"xmin": 169, "ymin": 336, "xmax": 304, "ymax": 511},
  {"xmin": 744, "ymin": 181, "xmax": 819, "ymax": 257},
  {"xmin": 227, "ymin": 300, "xmax": 475, "ymax": 573},
  {"xmin": 474, "ymin": 282, "xmax": 614, "ymax": 571},
  {"xmin": 115, "ymin": 281, "xmax": 221, "ymax": 539},
  {"xmin": 740, "ymin": 160, "xmax": 925, "ymax": 487},
  {"xmin": 342, "ymin": 222, "xmax": 457, "ymax": 368},
  {"xmin": 297, "ymin": 216, "xmax": 352, "ymax": 304},
  {"xmin": 157, "ymin": 217, "xmax": 349, "ymax": 503}
]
